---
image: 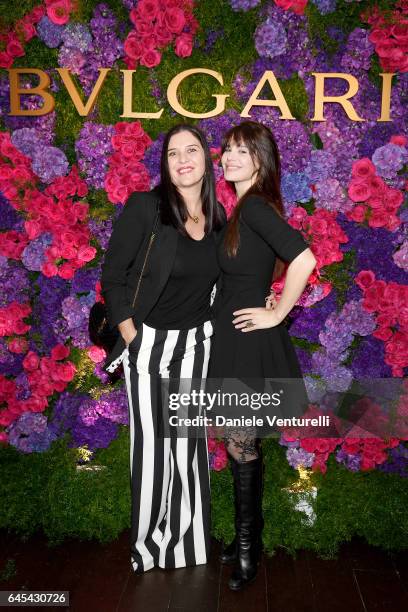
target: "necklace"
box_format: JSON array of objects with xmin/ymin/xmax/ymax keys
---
[{"xmin": 187, "ymin": 210, "xmax": 200, "ymax": 223}]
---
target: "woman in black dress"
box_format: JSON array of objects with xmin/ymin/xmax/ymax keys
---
[
  {"xmin": 101, "ymin": 124, "xmax": 225, "ymax": 574},
  {"xmin": 208, "ymin": 121, "xmax": 317, "ymax": 590}
]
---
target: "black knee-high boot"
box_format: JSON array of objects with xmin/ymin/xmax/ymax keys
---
[
  {"xmin": 219, "ymin": 448, "xmax": 264, "ymax": 566},
  {"xmin": 228, "ymin": 456, "xmax": 264, "ymax": 590},
  {"xmin": 219, "ymin": 456, "xmax": 240, "ymax": 565}
]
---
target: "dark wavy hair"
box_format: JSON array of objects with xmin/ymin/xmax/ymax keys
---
[
  {"xmin": 222, "ymin": 120, "xmax": 286, "ymax": 281},
  {"xmin": 155, "ymin": 123, "xmax": 224, "ymax": 236}
]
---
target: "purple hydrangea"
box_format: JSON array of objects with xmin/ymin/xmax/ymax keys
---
[
  {"xmin": 255, "ymin": 18, "xmax": 287, "ymax": 59},
  {"xmin": 305, "ymin": 150, "xmax": 337, "ymax": 183},
  {"xmin": 11, "ymin": 129, "xmax": 69, "ymax": 183},
  {"xmin": 341, "ymin": 28, "xmax": 374, "ymax": 73},
  {"xmin": 377, "ymin": 443, "xmax": 408, "ymax": 477},
  {"xmin": 71, "ymin": 267, "xmax": 101, "ymax": 294},
  {"xmin": 61, "ymin": 23, "xmax": 93, "ymax": 53},
  {"xmin": 75, "ymin": 122, "xmax": 114, "ymax": 190},
  {"xmin": 36, "ymin": 15, "xmax": 65, "ymax": 48},
  {"xmin": 314, "ymin": 179, "xmax": 351, "ymax": 214},
  {"xmin": 11, "ymin": 127, "xmax": 42, "ymax": 158},
  {"xmin": 88, "ymin": 217, "xmax": 113, "ymax": 251},
  {"xmin": 60, "ymin": 293, "xmax": 96, "ymax": 349},
  {"xmin": 0, "ymin": 259, "xmax": 29, "ymax": 308},
  {"xmin": 372, "ymin": 143, "xmax": 408, "ymax": 179},
  {"xmin": 31, "ymin": 146, "xmax": 69, "ymax": 184},
  {"xmin": 286, "ymin": 446, "xmax": 315, "ymax": 469},
  {"xmin": 58, "ymin": 46, "xmax": 87, "ymax": 74},
  {"xmin": 29, "ymin": 275, "xmax": 70, "ymax": 352},
  {"xmin": 336, "ymin": 448, "xmax": 362, "ymax": 472},
  {"xmin": 281, "ymin": 172, "xmax": 312, "ymax": 203},
  {"xmin": 311, "ymin": 300, "xmax": 377, "ymax": 391},
  {"xmin": 7, "ymin": 413, "xmax": 57, "ymax": 454},
  {"xmin": 21, "ymin": 233, "xmax": 53, "ymax": 271}
]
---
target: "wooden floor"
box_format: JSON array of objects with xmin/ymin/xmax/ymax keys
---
[{"xmin": 1, "ymin": 530, "xmax": 408, "ymax": 611}]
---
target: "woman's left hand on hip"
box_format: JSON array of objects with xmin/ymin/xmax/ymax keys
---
[{"xmin": 232, "ymin": 307, "xmax": 282, "ymax": 331}]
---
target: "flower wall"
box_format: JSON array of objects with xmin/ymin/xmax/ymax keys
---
[{"xmin": 0, "ymin": 0, "xmax": 407, "ymax": 479}]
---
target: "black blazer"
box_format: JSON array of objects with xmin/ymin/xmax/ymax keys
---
[{"xmin": 100, "ymin": 189, "xmax": 227, "ymax": 372}]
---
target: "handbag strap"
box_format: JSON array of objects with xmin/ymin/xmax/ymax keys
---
[{"xmin": 131, "ymin": 201, "xmax": 160, "ymax": 309}]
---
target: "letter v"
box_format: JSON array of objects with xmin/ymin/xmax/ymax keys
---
[{"xmin": 56, "ymin": 68, "xmax": 110, "ymax": 116}]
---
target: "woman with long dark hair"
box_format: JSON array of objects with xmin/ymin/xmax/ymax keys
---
[
  {"xmin": 208, "ymin": 121, "xmax": 317, "ymax": 590},
  {"xmin": 101, "ymin": 124, "xmax": 225, "ymax": 574}
]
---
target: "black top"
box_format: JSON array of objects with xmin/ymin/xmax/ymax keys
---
[
  {"xmin": 144, "ymin": 230, "xmax": 220, "ymax": 329},
  {"xmin": 208, "ymin": 193, "xmax": 310, "ymax": 379},
  {"xmin": 207, "ymin": 195, "xmax": 308, "ymax": 380}
]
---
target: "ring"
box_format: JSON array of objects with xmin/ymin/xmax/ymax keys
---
[{"xmin": 245, "ymin": 320, "xmax": 254, "ymax": 328}]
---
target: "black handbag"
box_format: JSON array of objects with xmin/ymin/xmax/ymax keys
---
[{"xmin": 89, "ymin": 204, "xmax": 160, "ymax": 354}]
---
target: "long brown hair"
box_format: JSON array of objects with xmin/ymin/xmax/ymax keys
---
[{"xmin": 222, "ymin": 121, "xmax": 286, "ymax": 281}]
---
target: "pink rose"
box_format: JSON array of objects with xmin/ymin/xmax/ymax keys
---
[
  {"xmin": 369, "ymin": 28, "xmax": 389, "ymax": 45},
  {"xmin": 60, "ymin": 245, "xmax": 76, "ymax": 260},
  {"xmin": 23, "ymin": 351, "xmax": 40, "ymax": 371},
  {"xmin": 137, "ymin": 0, "xmax": 160, "ymax": 22},
  {"xmin": 55, "ymin": 361, "xmax": 76, "ymax": 382},
  {"xmin": 375, "ymin": 39, "xmax": 395, "ymax": 58},
  {"xmin": 207, "ymin": 438, "xmax": 217, "ymax": 452},
  {"xmin": 155, "ymin": 24, "xmax": 173, "ymax": 47},
  {"xmin": 174, "ymin": 33, "xmax": 193, "ymax": 58},
  {"xmin": 369, "ymin": 175, "xmax": 386, "ymax": 196},
  {"xmin": 164, "ymin": 8, "xmax": 186, "ymax": 34},
  {"xmin": 0, "ymin": 411, "xmax": 15, "ymax": 427},
  {"xmin": 140, "ymin": 48, "xmax": 161, "ymax": 68},
  {"xmin": 348, "ymin": 205, "xmax": 367, "ymax": 223},
  {"xmin": 290, "ymin": 0, "xmax": 308, "ymax": 14},
  {"xmin": 213, "ymin": 455, "xmax": 228, "ymax": 471},
  {"xmin": 124, "ymin": 32, "xmax": 144, "ymax": 60},
  {"xmin": 41, "ymin": 262, "xmax": 58, "ymax": 277},
  {"xmin": 6, "ymin": 37, "xmax": 25, "ymax": 58},
  {"xmin": 355, "ymin": 270, "xmax": 376, "ymax": 290},
  {"xmin": 87, "ymin": 345, "xmax": 106, "ymax": 363},
  {"xmin": 47, "ymin": 0, "xmax": 71, "ymax": 26},
  {"xmin": 24, "ymin": 220, "xmax": 42, "ymax": 240},
  {"xmin": 8, "ymin": 337, "xmax": 28, "ymax": 353},
  {"xmin": 30, "ymin": 6, "xmax": 47, "ymax": 22},
  {"xmin": 51, "ymin": 344, "xmax": 70, "ymax": 360},
  {"xmin": 16, "ymin": 19, "xmax": 36, "ymax": 42},
  {"xmin": 390, "ymin": 134, "xmax": 407, "ymax": 146},
  {"xmin": 29, "ymin": 395, "xmax": 49, "ymax": 411},
  {"xmin": 351, "ymin": 158, "xmax": 376, "ymax": 181},
  {"xmin": 134, "ymin": 17, "xmax": 155, "ymax": 38},
  {"xmin": 141, "ymin": 34, "xmax": 157, "ymax": 50},
  {"xmin": 373, "ymin": 326, "xmax": 393, "ymax": 341},
  {"xmin": 368, "ymin": 210, "xmax": 388, "ymax": 228},
  {"xmin": 384, "ymin": 188, "xmax": 403, "ymax": 210},
  {"xmin": 391, "ymin": 23, "xmax": 408, "ymax": 43},
  {"xmin": 348, "ymin": 179, "xmax": 371, "ymax": 202},
  {"xmin": 0, "ymin": 51, "xmax": 13, "ymax": 69},
  {"xmin": 77, "ymin": 245, "xmax": 96, "ymax": 263},
  {"xmin": 58, "ymin": 262, "xmax": 76, "ymax": 279}
]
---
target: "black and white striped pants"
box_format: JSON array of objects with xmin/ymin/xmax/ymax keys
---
[{"xmin": 122, "ymin": 320, "xmax": 214, "ymax": 573}]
